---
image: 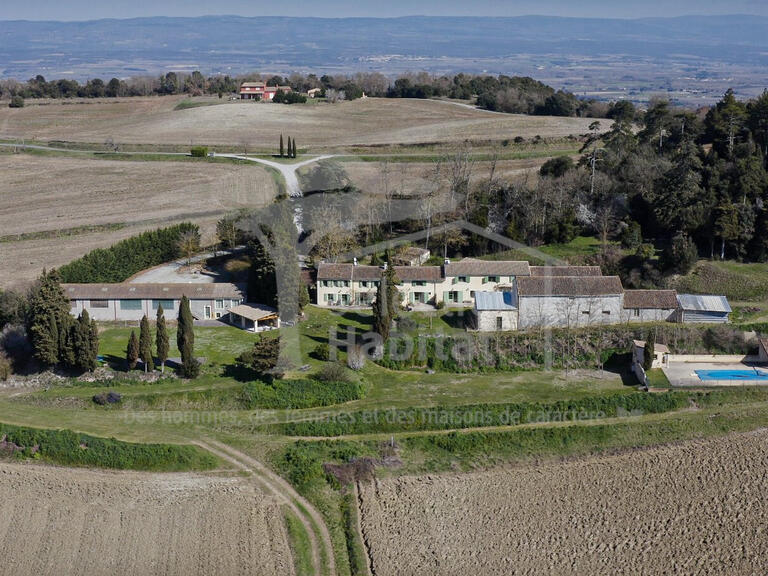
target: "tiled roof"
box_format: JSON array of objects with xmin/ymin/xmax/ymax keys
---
[
  {"xmin": 517, "ymin": 276, "xmax": 624, "ymax": 297},
  {"xmin": 353, "ymin": 266, "xmax": 384, "ymax": 282},
  {"xmin": 63, "ymin": 283, "xmax": 244, "ymax": 300},
  {"xmin": 444, "ymin": 258, "xmax": 531, "ymax": 277},
  {"xmin": 530, "ymin": 266, "xmax": 602, "ymax": 277},
  {"xmin": 623, "ymin": 290, "xmax": 678, "ymax": 310},
  {"xmin": 475, "ymin": 291, "xmax": 518, "ymax": 310},
  {"xmin": 317, "ymin": 263, "xmax": 353, "ymax": 280},
  {"xmin": 677, "ymin": 294, "xmax": 731, "ymax": 313},
  {"xmin": 394, "ymin": 266, "xmax": 442, "ymax": 282}
]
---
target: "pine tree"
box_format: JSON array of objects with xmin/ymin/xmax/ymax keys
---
[
  {"xmin": 156, "ymin": 304, "xmax": 169, "ymax": 374},
  {"xmin": 126, "ymin": 330, "xmax": 139, "ymax": 370},
  {"xmin": 279, "ymin": 134, "xmax": 284, "ymax": 158},
  {"xmin": 177, "ymin": 295, "xmax": 198, "ymax": 378},
  {"xmin": 139, "ymin": 315, "xmax": 154, "ymax": 373},
  {"xmin": 28, "ymin": 269, "xmax": 70, "ymax": 366}
]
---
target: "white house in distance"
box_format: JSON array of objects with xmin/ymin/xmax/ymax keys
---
[{"xmin": 63, "ymin": 283, "xmax": 244, "ymax": 322}]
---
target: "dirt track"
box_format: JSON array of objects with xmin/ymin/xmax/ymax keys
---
[
  {"xmin": 358, "ymin": 430, "xmax": 768, "ymax": 575},
  {"xmin": 0, "ymin": 462, "xmax": 294, "ymax": 576}
]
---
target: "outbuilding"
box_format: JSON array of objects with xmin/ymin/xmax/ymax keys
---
[
  {"xmin": 623, "ymin": 290, "xmax": 678, "ymax": 323},
  {"xmin": 676, "ymin": 294, "xmax": 731, "ymax": 324},
  {"xmin": 473, "ymin": 291, "xmax": 519, "ymax": 331},
  {"xmin": 228, "ymin": 304, "xmax": 280, "ymax": 332}
]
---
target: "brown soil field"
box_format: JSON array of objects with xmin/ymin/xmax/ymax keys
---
[
  {"xmin": 342, "ymin": 158, "xmax": 545, "ymax": 196},
  {"xmin": 0, "ymin": 97, "xmax": 600, "ymax": 149},
  {"xmin": 0, "ymin": 461, "xmax": 294, "ymax": 576},
  {"xmin": 359, "ymin": 429, "xmax": 768, "ymax": 575},
  {"xmin": 0, "ymin": 155, "xmax": 275, "ymax": 288}
]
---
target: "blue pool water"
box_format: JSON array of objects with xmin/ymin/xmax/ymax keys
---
[{"xmin": 696, "ymin": 369, "xmax": 768, "ymax": 381}]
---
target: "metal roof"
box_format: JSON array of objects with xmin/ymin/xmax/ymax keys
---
[
  {"xmin": 677, "ymin": 294, "xmax": 731, "ymax": 313},
  {"xmin": 474, "ymin": 291, "xmax": 518, "ymax": 311}
]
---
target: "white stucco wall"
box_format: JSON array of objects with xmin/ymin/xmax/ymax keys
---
[
  {"xmin": 476, "ymin": 310, "xmax": 519, "ymax": 331},
  {"xmin": 622, "ymin": 308, "xmax": 676, "ymax": 323}
]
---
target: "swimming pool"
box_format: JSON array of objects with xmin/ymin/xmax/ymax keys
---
[{"xmin": 696, "ymin": 368, "xmax": 768, "ymax": 381}]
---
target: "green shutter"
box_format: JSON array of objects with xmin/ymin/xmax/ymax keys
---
[
  {"xmin": 409, "ymin": 292, "xmax": 415, "ymax": 304},
  {"xmin": 457, "ymin": 291, "xmax": 463, "ymax": 302},
  {"xmin": 443, "ymin": 291, "xmax": 450, "ymax": 303},
  {"xmin": 452, "ymin": 277, "xmax": 457, "ymax": 285},
  {"xmin": 482, "ymin": 276, "xmax": 488, "ymax": 284}
]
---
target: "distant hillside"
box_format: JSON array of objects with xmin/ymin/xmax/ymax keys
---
[{"xmin": 1, "ymin": 15, "xmax": 767, "ymax": 102}]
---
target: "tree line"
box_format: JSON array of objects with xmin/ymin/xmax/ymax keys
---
[{"xmin": 3, "ymin": 70, "xmax": 607, "ymax": 117}]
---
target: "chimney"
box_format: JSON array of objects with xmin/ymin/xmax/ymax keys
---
[
  {"xmin": 382, "ymin": 262, "xmax": 388, "ymax": 270},
  {"xmin": 353, "ymin": 257, "xmax": 358, "ymax": 266},
  {"xmin": 444, "ymin": 258, "xmax": 450, "ymax": 265}
]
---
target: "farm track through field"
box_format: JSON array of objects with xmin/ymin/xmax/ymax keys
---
[{"xmin": 194, "ymin": 439, "xmax": 336, "ymax": 576}]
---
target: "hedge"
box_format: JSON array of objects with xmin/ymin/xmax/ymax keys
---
[
  {"xmin": 58, "ymin": 223, "xmax": 199, "ymax": 283},
  {"xmin": 241, "ymin": 378, "xmax": 365, "ymax": 410},
  {"xmin": 0, "ymin": 422, "xmax": 218, "ymax": 471}
]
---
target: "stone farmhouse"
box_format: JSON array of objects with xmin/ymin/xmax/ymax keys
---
[
  {"xmin": 315, "ymin": 258, "xmax": 729, "ymax": 331},
  {"xmin": 63, "ymin": 283, "xmax": 244, "ymax": 322}
]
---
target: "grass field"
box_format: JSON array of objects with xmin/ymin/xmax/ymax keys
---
[
  {"xmin": 0, "ymin": 96, "xmax": 600, "ymax": 151},
  {"xmin": 0, "ymin": 154, "xmax": 276, "ymax": 288}
]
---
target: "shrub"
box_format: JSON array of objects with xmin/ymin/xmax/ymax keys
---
[
  {"xmin": 312, "ymin": 343, "xmax": 330, "ymax": 361},
  {"xmin": 9, "ymin": 96, "xmax": 24, "ymax": 108},
  {"xmin": 0, "ymin": 351, "xmax": 11, "ymax": 381},
  {"xmin": 240, "ymin": 378, "xmax": 364, "ymax": 409},
  {"xmin": 190, "ymin": 146, "xmax": 208, "ymax": 157},
  {"xmin": 347, "ymin": 346, "xmax": 366, "ymax": 371},
  {"xmin": 316, "ymin": 362, "xmax": 350, "ymax": 383},
  {"xmin": 58, "ymin": 223, "xmax": 199, "ymax": 283}
]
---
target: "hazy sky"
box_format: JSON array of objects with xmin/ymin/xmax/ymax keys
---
[{"xmin": 4, "ymin": 0, "xmax": 768, "ymax": 21}]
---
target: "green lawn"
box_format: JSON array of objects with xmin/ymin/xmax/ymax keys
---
[{"xmin": 671, "ymin": 260, "xmax": 768, "ymax": 303}]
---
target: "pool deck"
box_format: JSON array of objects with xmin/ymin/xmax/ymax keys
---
[{"xmin": 664, "ymin": 361, "xmax": 768, "ymax": 387}]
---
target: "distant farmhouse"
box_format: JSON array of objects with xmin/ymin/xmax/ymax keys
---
[
  {"xmin": 64, "ymin": 283, "xmax": 244, "ymax": 322},
  {"xmin": 239, "ymin": 82, "xmax": 293, "ymax": 101},
  {"xmin": 314, "ymin": 258, "xmax": 730, "ymax": 331}
]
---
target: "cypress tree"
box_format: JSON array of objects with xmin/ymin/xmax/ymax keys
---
[
  {"xmin": 59, "ymin": 318, "xmax": 75, "ymax": 368},
  {"xmin": 292, "ymin": 138, "xmax": 297, "ymax": 158},
  {"xmin": 287, "ymin": 136, "xmax": 292, "ymax": 159},
  {"xmin": 177, "ymin": 295, "xmax": 199, "ymax": 378},
  {"xmin": 74, "ymin": 310, "xmax": 97, "ymax": 372},
  {"xmin": 156, "ymin": 304, "xmax": 169, "ymax": 374},
  {"xmin": 89, "ymin": 317, "xmax": 99, "ymax": 365},
  {"xmin": 126, "ymin": 330, "xmax": 139, "ymax": 370},
  {"xmin": 279, "ymin": 134, "xmax": 284, "ymax": 157},
  {"xmin": 643, "ymin": 330, "xmax": 656, "ymax": 371},
  {"xmin": 139, "ymin": 315, "xmax": 154, "ymax": 373}
]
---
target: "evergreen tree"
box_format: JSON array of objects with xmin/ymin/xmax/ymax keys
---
[
  {"xmin": 59, "ymin": 318, "xmax": 76, "ymax": 368},
  {"xmin": 27, "ymin": 269, "xmax": 70, "ymax": 366},
  {"xmin": 643, "ymin": 331, "xmax": 655, "ymax": 371},
  {"xmin": 139, "ymin": 315, "xmax": 154, "ymax": 373},
  {"xmin": 126, "ymin": 330, "xmax": 139, "ymax": 370},
  {"xmin": 287, "ymin": 137, "xmax": 292, "ymax": 160},
  {"xmin": 292, "ymin": 138, "xmax": 297, "ymax": 158},
  {"xmin": 89, "ymin": 317, "xmax": 99, "ymax": 365},
  {"xmin": 156, "ymin": 304, "xmax": 169, "ymax": 373},
  {"xmin": 74, "ymin": 310, "xmax": 97, "ymax": 372},
  {"xmin": 279, "ymin": 134, "xmax": 284, "ymax": 157},
  {"xmin": 372, "ymin": 254, "xmax": 401, "ymax": 342},
  {"xmin": 177, "ymin": 295, "xmax": 199, "ymax": 378}
]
